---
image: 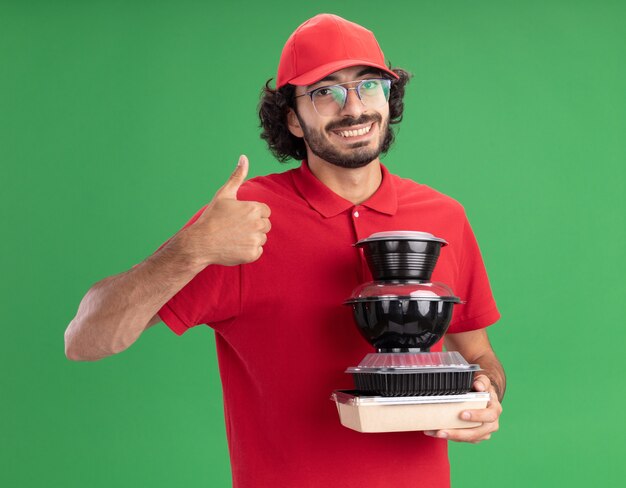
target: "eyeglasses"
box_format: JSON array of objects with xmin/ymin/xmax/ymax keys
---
[{"xmin": 294, "ymin": 78, "xmax": 391, "ymax": 116}]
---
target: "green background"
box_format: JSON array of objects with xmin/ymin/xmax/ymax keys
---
[{"xmin": 2, "ymin": 0, "xmax": 625, "ymax": 486}]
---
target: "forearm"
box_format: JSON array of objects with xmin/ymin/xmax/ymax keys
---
[{"xmin": 64, "ymin": 230, "xmax": 205, "ymax": 361}]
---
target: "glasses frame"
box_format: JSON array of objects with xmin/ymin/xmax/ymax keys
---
[{"xmin": 294, "ymin": 78, "xmax": 392, "ymax": 116}]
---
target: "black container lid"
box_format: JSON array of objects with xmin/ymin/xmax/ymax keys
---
[
  {"xmin": 345, "ymin": 280, "xmax": 462, "ymax": 304},
  {"xmin": 355, "ymin": 231, "xmax": 448, "ymax": 247}
]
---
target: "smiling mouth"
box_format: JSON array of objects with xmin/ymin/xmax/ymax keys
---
[{"xmin": 332, "ymin": 123, "xmax": 374, "ymax": 138}]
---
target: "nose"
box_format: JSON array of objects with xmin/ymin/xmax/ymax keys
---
[{"xmin": 339, "ymin": 87, "xmax": 365, "ymax": 118}]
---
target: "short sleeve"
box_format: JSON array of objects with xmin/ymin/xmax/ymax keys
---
[
  {"xmin": 150, "ymin": 205, "xmax": 241, "ymax": 336},
  {"xmin": 447, "ymin": 216, "xmax": 500, "ymax": 333},
  {"xmin": 158, "ymin": 263, "xmax": 241, "ymax": 336}
]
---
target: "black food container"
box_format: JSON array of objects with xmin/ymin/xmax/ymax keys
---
[
  {"xmin": 347, "ymin": 353, "xmax": 480, "ymax": 397},
  {"xmin": 348, "ymin": 366, "xmax": 479, "ymax": 396},
  {"xmin": 355, "ymin": 231, "xmax": 447, "ymax": 281},
  {"xmin": 345, "ymin": 281, "xmax": 462, "ymax": 352}
]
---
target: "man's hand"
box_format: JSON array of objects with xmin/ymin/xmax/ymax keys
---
[
  {"xmin": 182, "ymin": 155, "xmax": 272, "ymax": 268},
  {"xmin": 424, "ymin": 374, "xmax": 502, "ymax": 443}
]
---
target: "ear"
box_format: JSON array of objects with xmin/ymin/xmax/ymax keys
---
[{"xmin": 287, "ymin": 108, "xmax": 304, "ymax": 138}]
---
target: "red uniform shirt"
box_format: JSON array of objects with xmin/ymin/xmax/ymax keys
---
[{"xmin": 158, "ymin": 161, "xmax": 500, "ymax": 488}]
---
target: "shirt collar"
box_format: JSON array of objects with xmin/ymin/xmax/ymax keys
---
[{"xmin": 290, "ymin": 160, "xmax": 398, "ymax": 218}]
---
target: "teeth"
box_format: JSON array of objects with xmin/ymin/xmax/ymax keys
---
[{"xmin": 338, "ymin": 124, "xmax": 372, "ymax": 138}]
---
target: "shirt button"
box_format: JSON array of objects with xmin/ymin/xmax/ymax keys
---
[{"xmin": 353, "ymin": 211, "xmax": 360, "ymax": 218}]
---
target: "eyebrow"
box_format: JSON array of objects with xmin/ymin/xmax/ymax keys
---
[{"xmin": 307, "ymin": 67, "xmax": 384, "ymax": 89}]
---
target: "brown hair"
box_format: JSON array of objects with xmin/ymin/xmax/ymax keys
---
[{"xmin": 258, "ymin": 68, "xmax": 412, "ymax": 163}]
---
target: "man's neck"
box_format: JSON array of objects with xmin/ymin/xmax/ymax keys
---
[{"xmin": 307, "ymin": 157, "xmax": 383, "ymax": 205}]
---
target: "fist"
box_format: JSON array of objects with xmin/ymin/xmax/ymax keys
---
[{"xmin": 184, "ymin": 155, "xmax": 271, "ymax": 267}]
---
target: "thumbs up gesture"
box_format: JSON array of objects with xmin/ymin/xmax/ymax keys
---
[{"xmin": 183, "ymin": 155, "xmax": 271, "ymax": 267}]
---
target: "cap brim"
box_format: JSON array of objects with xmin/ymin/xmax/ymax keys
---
[{"xmin": 285, "ymin": 59, "xmax": 399, "ymax": 87}]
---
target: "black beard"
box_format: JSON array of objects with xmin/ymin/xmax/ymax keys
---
[{"xmin": 296, "ymin": 113, "xmax": 388, "ymax": 169}]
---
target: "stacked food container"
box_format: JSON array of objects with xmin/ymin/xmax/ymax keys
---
[{"xmin": 332, "ymin": 231, "xmax": 490, "ymax": 433}]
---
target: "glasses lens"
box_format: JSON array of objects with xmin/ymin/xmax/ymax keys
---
[
  {"xmin": 310, "ymin": 79, "xmax": 391, "ymax": 116},
  {"xmin": 311, "ymin": 86, "xmax": 346, "ymax": 116},
  {"xmin": 358, "ymin": 79, "xmax": 391, "ymax": 107}
]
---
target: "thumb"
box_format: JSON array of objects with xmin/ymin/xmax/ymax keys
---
[{"xmin": 216, "ymin": 155, "xmax": 249, "ymax": 200}]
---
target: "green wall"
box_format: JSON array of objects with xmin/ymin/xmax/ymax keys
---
[{"xmin": 2, "ymin": 1, "xmax": 624, "ymax": 486}]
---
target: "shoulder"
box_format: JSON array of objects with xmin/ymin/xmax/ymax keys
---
[
  {"xmin": 390, "ymin": 172, "xmax": 467, "ymax": 219},
  {"xmin": 237, "ymin": 166, "xmax": 299, "ymax": 202}
]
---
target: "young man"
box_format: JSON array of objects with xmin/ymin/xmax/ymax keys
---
[{"xmin": 65, "ymin": 14, "xmax": 504, "ymax": 488}]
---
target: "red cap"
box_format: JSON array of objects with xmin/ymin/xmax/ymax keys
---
[{"xmin": 276, "ymin": 14, "xmax": 399, "ymax": 88}]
